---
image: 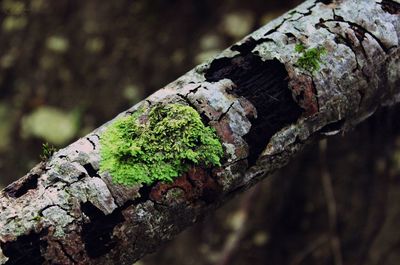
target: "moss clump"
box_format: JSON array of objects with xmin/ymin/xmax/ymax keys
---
[
  {"xmin": 40, "ymin": 142, "xmax": 56, "ymax": 161},
  {"xmin": 295, "ymin": 43, "xmax": 327, "ymax": 72},
  {"xmin": 99, "ymin": 103, "xmax": 224, "ymax": 186}
]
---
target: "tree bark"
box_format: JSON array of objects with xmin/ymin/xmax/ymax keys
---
[{"xmin": 0, "ymin": 0, "xmax": 399, "ymax": 264}]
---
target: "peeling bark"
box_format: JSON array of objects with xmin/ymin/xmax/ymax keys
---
[{"xmin": 0, "ymin": 0, "xmax": 399, "ymax": 264}]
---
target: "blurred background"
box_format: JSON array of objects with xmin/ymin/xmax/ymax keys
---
[{"xmin": 1, "ymin": 0, "xmax": 400, "ymax": 264}]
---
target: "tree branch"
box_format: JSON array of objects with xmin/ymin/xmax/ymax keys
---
[{"xmin": 0, "ymin": 0, "xmax": 399, "ymax": 264}]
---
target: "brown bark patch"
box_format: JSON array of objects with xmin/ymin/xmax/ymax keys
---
[
  {"xmin": 150, "ymin": 167, "xmax": 221, "ymax": 204},
  {"xmin": 289, "ymin": 74, "xmax": 319, "ymax": 116}
]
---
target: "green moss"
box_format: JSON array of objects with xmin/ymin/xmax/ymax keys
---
[
  {"xmin": 295, "ymin": 43, "xmax": 327, "ymax": 72},
  {"xmin": 99, "ymin": 103, "xmax": 224, "ymax": 186},
  {"xmin": 40, "ymin": 142, "xmax": 56, "ymax": 161},
  {"xmin": 32, "ymin": 215, "xmax": 42, "ymax": 222},
  {"xmin": 295, "ymin": 43, "xmax": 306, "ymax": 53}
]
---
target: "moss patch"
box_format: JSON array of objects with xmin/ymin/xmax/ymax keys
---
[
  {"xmin": 99, "ymin": 103, "xmax": 224, "ymax": 186},
  {"xmin": 295, "ymin": 43, "xmax": 327, "ymax": 72}
]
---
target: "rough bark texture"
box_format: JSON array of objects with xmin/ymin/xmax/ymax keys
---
[{"xmin": 0, "ymin": 0, "xmax": 399, "ymax": 264}]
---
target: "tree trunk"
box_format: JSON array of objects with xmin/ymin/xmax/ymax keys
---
[{"xmin": 0, "ymin": 0, "xmax": 399, "ymax": 264}]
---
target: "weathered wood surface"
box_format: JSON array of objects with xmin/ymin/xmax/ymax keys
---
[{"xmin": 0, "ymin": 0, "xmax": 399, "ymax": 264}]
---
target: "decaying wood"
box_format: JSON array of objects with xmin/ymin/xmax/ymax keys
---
[{"xmin": 0, "ymin": 0, "xmax": 399, "ymax": 264}]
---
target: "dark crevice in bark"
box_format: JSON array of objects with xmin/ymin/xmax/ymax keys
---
[
  {"xmin": 285, "ymin": 32, "xmax": 296, "ymax": 39},
  {"xmin": 317, "ymin": 21, "xmax": 360, "ymax": 66},
  {"xmin": 335, "ymin": 34, "xmax": 360, "ymax": 67},
  {"xmin": 323, "ymin": 19, "xmax": 390, "ymax": 53},
  {"xmin": 298, "ymin": 9, "xmax": 312, "ymax": 16},
  {"xmin": 345, "ymin": 31, "xmax": 369, "ymax": 66},
  {"xmin": 230, "ymin": 37, "xmax": 273, "ymax": 54},
  {"xmin": 38, "ymin": 204, "xmax": 57, "ymax": 216},
  {"xmin": 86, "ymin": 137, "xmax": 96, "ymax": 150},
  {"xmin": 357, "ymin": 88, "xmax": 366, "ymax": 108},
  {"xmin": 309, "ymin": 76, "xmax": 319, "ymax": 110},
  {"xmin": 316, "ymin": 0, "xmax": 333, "ymax": 4},
  {"xmin": 332, "ymin": 10, "xmax": 344, "ymax": 21},
  {"xmin": 217, "ymin": 103, "xmax": 234, "ymax": 122},
  {"xmin": 1, "ymin": 231, "xmax": 47, "ymax": 265},
  {"xmin": 4, "ymin": 174, "xmax": 39, "ymax": 198},
  {"xmin": 318, "ymin": 119, "xmax": 345, "ymax": 135},
  {"xmin": 187, "ymin": 85, "xmax": 201, "ymax": 95},
  {"xmin": 136, "ymin": 184, "xmax": 155, "ymax": 203},
  {"xmin": 204, "ymin": 54, "xmax": 303, "ymax": 166},
  {"xmin": 286, "ymin": 2, "xmax": 318, "ymax": 23},
  {"xmin": 293, "ymin": 25, "xmax": 303, "ymax": 33},
  {"xmin": 263, "ymin": 16, "xmax": 291, "ymax": 36},
  {"xmin": 379, "ymin": 0, "xmax": 400, "ymax": 14},
  {"xmin": 83, "ymin": 163, "xmax": 99, "ymax": 178},
  {"xmin": 297, "ymin": 2, "xmax": 317, "ymax": 18},
  {"xmin": 177, "ymin": 93, "xmax": 212, "ymax": 124},
  {"xmin": 81, "ymin": 202, "xmax": 125, "ymax": 258},
  {"xmin": 199, "ymin": 183, "xmax": 221, "ymax": 204}
]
